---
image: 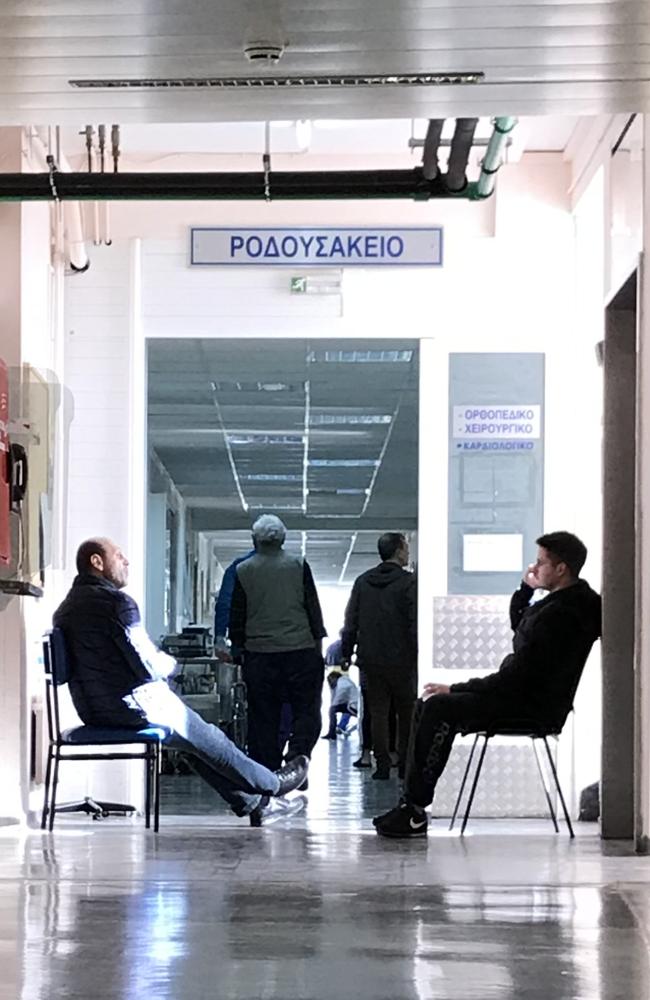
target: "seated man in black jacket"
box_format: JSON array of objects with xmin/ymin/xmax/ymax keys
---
[
  {"xmin": 374, "ymin": 531, "xmax": 602, "ymax": 839},
  {"xmin": 53, "ymin": 538, "xmax": 308, "ymax": 823}
]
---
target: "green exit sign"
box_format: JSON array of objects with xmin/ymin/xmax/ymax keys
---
[{"xmin": 290, "ymin": 276, "xmax": 307, "ymax": 294}]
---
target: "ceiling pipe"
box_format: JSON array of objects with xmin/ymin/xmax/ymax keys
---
[
  {"xmin": 445, "ymin": 117, "xmax": 479, "ymax": 193},
  {"xmin": 475, "ymin": 116, "xmax": 518, "ymax": 199},
  {"xmin": 0, "ymin": 168, "xmax": 484, "ymax": 201},
  {"xmin": 421, "ymin": 119, "xmax": 445, "ymax": 181}
]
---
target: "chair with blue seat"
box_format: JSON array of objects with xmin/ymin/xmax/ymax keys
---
[{"xmin": 41, "ymin": 628, "xmax": 168, "ymax": 832}]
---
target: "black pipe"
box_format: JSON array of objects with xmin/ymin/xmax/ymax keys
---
[
  {"xmin": 446, "ymin": 117, "xmax": 479, "ymax": 193},
  {"xmin": 0, "ymin": 168, "xmax": 477, "ymax": 201},
  {"xmin": 421, "ymin": 119, "xmax": 445, "ymax": 181}
]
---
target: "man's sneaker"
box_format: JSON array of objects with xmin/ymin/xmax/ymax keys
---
[
  {"xmin": 321, "ymin": 733, "xmax": 337, "ymax": 741},
  {"xmin": 353, "ymin": 751, "xmax": 372, "ymax": 769},
  {"xmin": 249, "ymin": 795, "xmax": 306, "ymax": 827},
  {"xmin": 372, "ymin": 765, "xmax": 391, "ymax": 781},
  {"xmin": 274, "ymin": 755, "xmax": 309, "ymax": 796},
  {"xmin": 374, "ymin": 801, "xmax": 428, "ymax": 839}
]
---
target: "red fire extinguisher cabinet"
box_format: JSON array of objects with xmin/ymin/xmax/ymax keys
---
[{"xmin": 0, "ymin": 359, "xmax": 10, "ymax": 565}]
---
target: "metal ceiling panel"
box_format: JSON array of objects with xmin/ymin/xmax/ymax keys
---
[{"xmin": 0, "ymin": 1, "xmax": 648, "ymax": 122}]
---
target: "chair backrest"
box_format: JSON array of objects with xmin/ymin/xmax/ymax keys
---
[{"xmin": 42, "ymin": 628, "xmax": 72, "ymax": 743}]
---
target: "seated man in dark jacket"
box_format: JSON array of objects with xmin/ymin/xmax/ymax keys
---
[
  {"xmin": 341, "ymin": 532, "xmax": 417, "ymax": 779},
  {"xmin": 53, "ymin": 537, "xmax": 308, "ymax": 823},
  {"xmin": 374, "ymin": 531, "xmax": 602, "ymax": 839}
]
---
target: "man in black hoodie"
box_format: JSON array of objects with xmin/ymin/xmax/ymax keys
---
[
  {"xmin": 341, "ymin": 532, "xmax": 417, "ymax": 780},
  {"xmin": 374, "ymin": 531, "xmax": 602, "ymax": 838}
]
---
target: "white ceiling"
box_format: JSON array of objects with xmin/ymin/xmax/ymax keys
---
[
  {"xmin": 1, "ymin": 1, "xmax": 649, "ymax": 125},
  {"xmin": 60, "ymin": 116, "xmax": 580, "ymax": 160}
]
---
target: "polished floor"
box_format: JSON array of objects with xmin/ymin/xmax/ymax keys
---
[{"xmin": 3, "ymin": 738, "xmax": 650, "ymax": 1000}]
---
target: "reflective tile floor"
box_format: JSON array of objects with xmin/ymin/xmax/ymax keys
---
[{"xmin": 3, "ymin": 738, "xmax": 650, "ymax": 999}]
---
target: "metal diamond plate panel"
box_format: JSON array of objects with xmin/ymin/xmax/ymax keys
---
[
  {"xmin": 432, "ymin": 737, "xmax": 555, "ymax": 818},
  {"xmin": 433, "ymin": 594, "xmax": 513, "ymax": 671}
]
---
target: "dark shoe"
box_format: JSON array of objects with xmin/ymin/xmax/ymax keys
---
[
  {"xmin": 397, "ymin": 765, "xmax": 406, "ymax": 780},
  {"xmin": 372, "ymin": 766, "xmax": 391, "ymax": 781},
  {"xmin": 249, "ymin": 795, "xmax": 270, "ymax": 827},
  {"xmin": 274, "ymin": 755, "xmax": 309, "ymax": 797},
  {"xmin": 374, "ymin": 801, "xmax": 428, "ymax": 839},
  {"xmin": 353, "ymin": 751, "xmax": 372, "ymax": 769},
  {"xmin": 321, "ymin": 734, "xmax": 337, "ymax": 741}
]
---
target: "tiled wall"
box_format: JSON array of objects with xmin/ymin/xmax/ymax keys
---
[{"xmin": 433, "ymin": 594, "xmax": 553, "ymax": 818}]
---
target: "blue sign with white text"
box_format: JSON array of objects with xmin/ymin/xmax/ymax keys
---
[{"xmin": 190, "ymin": 227, "xmax": 443, "ymax": 267}]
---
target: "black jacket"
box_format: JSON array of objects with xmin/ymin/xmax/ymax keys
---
[
  {"xmin": 341, "ymin": 561, "xmax": 417, "ymax": 670},
  {"xmin": 450, "ymin": 579, "xmax": 602, "ymax": 729},
  {"xmin": 53, "ymin": 573, "xmax": 153, "ymax": 729}
]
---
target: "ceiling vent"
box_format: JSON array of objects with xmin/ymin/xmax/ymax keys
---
[
  {"xmin": 68, "ymin": 72, "xmax": 483, "ymax": 90},
  {"xmin": 244, "ymin": 41, "xmax": 285, "ymax": 65}
]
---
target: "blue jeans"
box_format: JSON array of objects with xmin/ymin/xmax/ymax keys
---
[{"xmin": 133, "ymin": 684, "xmax": 280, "ymax": 816}]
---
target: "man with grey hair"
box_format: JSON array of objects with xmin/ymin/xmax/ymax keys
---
[{"xmin": 230, "ymin": 515, "xmax": 326, "ymax": 797}]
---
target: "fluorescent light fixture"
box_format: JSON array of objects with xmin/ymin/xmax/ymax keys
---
[
  {"xmin": 308, "ymin": 487, "xmax": 368, "ymax": 495},
  {"xmin": 227, "ymin": 434, "xmax": 304, "ymax": 446},
  {"xmin": 309, "ymin": 458, "xmax": 379, "ymax": 468},
  {"xmin": 243, "ymin": 473, "xmax": 303, "ymax": 482},
  {"xmin": 307, "ymin": 349, "xmax": 413, "ymax": 363},
  {"xmin": 211, "ymin": 380, "xmax": 293, "ymax": 393},
  {"xmin": 248, "ymin": 503, "xmax": 304, "ymax": 511},
  {"xmin": 310, "ymin": 414, "xmax": 392, "ymax": 425},
  {"xmin": 70, "ymin": 72, "xmax": 484, "ymax": 91}
]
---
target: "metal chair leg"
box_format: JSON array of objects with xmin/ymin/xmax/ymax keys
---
[
  {"xmin": 153, "ymin": 743, "xmax": 161, "ymax": 833},
  {"xmin": 531, "ymin": 738, "xmax": 559, "ymax": 833},
  {"xmin": 41, "ymin": 750, "xmax": 54, "ymax": 830},
  {"xmin": 449, "ymin": 734, "xmax": 480, "ymax": 831},
  {"xmin": 48, "ymin": 753, "xmax": 61, "ymax": 832},
  {"xmin": 144, "ymin": 750, "xmax": 152, "ymax": 829},
  {"xmin": 460, "ymin": 735, "xmax": 489, "ymax": 835},
  {"xmin": 542, "ymin": 737, "xmax": 574, "ymax": 839}
]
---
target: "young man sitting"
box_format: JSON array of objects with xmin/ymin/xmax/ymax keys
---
[{"xmin": 374, "ymin": 532, "xmax": 602, "ymax": 839}]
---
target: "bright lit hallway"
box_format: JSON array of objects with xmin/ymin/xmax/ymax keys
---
[{"xmin": 1, "ymin": 2, "xmax": 650, "ymax": 998}]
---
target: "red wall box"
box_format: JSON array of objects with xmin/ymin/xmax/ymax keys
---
[{"xmin": 0, "ymin": 359, "xmax": 10, "ymax": 565}]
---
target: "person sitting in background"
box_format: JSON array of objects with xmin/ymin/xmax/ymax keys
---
[
  {"xmin": 374, "ymin": 531, "xmax": 602, "ymax": 839},
  {"xmin": 53, "ymin": 537, "xmax": 309, "ymax": 827},
  {"xmin": 322, "ymin": 667, "xmax": 359, "ymax": 741}
]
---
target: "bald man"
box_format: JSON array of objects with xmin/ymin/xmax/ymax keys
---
[{"xmin": 52, "ymin": 537, "xmax": 308, "ymax": 823}]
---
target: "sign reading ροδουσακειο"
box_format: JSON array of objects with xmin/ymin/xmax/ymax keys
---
[{"xmin": 190, "ymin": 227, "xmax": 443, "ymax": 266}]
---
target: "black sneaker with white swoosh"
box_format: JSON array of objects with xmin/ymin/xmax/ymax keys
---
[{"xmin": 373, "ymin": 801, "xmax": 428, "ymax": 839}]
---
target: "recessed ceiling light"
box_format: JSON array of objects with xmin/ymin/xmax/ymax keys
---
[
  {"xmin": 310, "ymin": 414, "xmax": 392, "ymax": 425},
  {"xmin": 307, "ymin": 349, "xmax": 413, "ymax": 363},
  {"xmin": 309, "ymin": 459, "xmax": 379, "ymax": 468}
]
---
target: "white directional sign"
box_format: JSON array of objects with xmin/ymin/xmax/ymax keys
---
[{"xmin": 190, "ymin": 227, "xmax": 443, "ymax": 267}]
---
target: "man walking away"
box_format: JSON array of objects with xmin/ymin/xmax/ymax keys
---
[
  {"xmin": 230, "ymin": 515, "xmax": 326, "ymax": 779},
  {"xmin": 341, "ymin": 532, "xmax": 417, "ymax": 780}
]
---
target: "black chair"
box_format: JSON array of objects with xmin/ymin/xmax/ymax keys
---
[
  {"xmin": 449, "ymin": 721, "xmax": 575, "ymax": 838},
  {"xmin": 41, "ymin": 629, "xmax": 167, "ymax": 832}
]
